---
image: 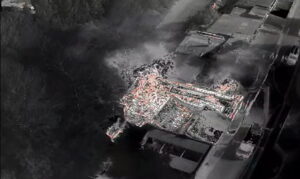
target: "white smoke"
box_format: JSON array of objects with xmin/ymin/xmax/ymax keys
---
[
  {"xmin": 159, "ymin": 0, "xmax": 212, "ymax": 27},
  {"xmin": 105, "ymin": 42, "xmax": 168, "ymax": 69},
  {"xmin": 104, "ymin": 42, "xmax": 170, "ymax": 86},
  {"xmin": 94, "ymin": 175, "xmax": 112, "ymax": 179},
  {"xmin": 93, "ymin": 158, "xmax": 113, "ymax": 179}
]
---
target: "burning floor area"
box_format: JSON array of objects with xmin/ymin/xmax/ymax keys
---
[{"xmin": 106, "ymin": 65, "xmax": 244, "ymax": 144}]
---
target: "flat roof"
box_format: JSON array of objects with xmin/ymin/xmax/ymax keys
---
[
  {"xmin": 207, "ymin": 14, "xmax": 262, "ymax": 37},
  {"xmin": 176, "ymin": 31, "xmax": 226, "ymax": 56},
  {"xmin": 230, "ymin": 7, "xmax": 248, "ymax": 16},
  {"xmin": 169, "ymin": 155, "xmax": 199, "ymax": 173},
  {"xmin": 146, "ymin": 129, "xmax": 211, "ymax": 153},
  {"xmin": 249, "ymin": 6, "xmax": 269, "ymax": 18},
  {"xmin": 263, "ymin": 14, "xmax": 286, "ymax": 31},
  {"xmin": 235, "ymin": 0, "xmax": 274, "ymax": 8}
]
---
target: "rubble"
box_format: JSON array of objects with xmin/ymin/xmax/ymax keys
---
[
  {"xmin": 106, "ymin": 118, "xmax": 127, "ymax": 142},
  {"xmin": 106, "ymin": 68, "xmax": 244, "ymax": 143}
]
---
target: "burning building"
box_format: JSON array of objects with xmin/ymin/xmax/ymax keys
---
[{"xmin": 106, "ymin": 69, "xmax": 244, "ymax": 144}]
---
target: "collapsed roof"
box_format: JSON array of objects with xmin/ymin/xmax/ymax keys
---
[{"xmin": 107, "ymin": 71, "xmax": 244, "ymax": 143}]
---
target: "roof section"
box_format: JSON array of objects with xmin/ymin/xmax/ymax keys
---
[
  {"xmin": 236, "ymin": 0, "xmax": 274, "ymax": 8},
  {"xmin": 176, "ymin": 31, "xmax": 226, "ymax": 57},
  {"xmin": 249, "ymin": 6, "xmax": 269, "ymax": 18},
  {"xmin": 207, "ymin": 14, "xmax": 262, "ymax": 40},
  {"xmin": 145, "ymin": 129, "xmax": 211, "ymax": 153}
]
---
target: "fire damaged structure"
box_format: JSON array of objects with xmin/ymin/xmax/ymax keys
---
[
  {"xmin": 106, "ymin": 0, "xmax": 300, "ymax": 178},
  {"xmin": 107, "ymin": 71, "xmax": 244, "ymax": 144},
  {"xmin": 106, "ymin": 68, "xmax": 246, "ymax": 173}
]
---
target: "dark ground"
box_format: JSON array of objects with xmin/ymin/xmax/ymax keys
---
[{"xmin": 1, "ymin": 1, "xmax": 191, "ymax": 179}]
